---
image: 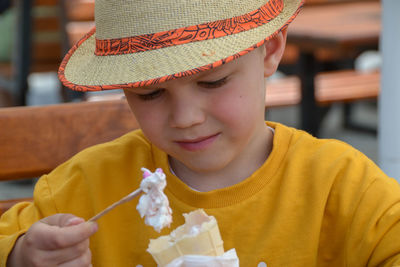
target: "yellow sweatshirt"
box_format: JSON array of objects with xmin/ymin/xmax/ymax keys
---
[{"xmin": 1, "ymin": 122, "xmax": 400, "ymax": 266}]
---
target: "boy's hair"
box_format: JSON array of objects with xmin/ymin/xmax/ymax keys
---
[{"xmin": 59, "ymin": 0, "xmax": 303, "ymax": 92}]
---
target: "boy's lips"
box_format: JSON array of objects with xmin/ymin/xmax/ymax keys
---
[{"xmin": 175, "ymin": 133, "xmax": 220, "ymax": 151}]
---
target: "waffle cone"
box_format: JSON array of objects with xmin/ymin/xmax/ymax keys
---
[{"xmin": 147, "ymin": 209, "xmax": 224, "ymax": 266}]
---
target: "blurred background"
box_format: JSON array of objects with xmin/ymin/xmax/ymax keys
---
[{"xmin": 0, "ymin": 0, "xmax": 389, "ymax": 202}]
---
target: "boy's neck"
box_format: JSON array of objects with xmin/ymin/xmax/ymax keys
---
[{"xmin": 169, "ymin": 125, "xmax": 274, "ymax": 192}]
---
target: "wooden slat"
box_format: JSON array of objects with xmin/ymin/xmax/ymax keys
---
[
  {"xmin": 30, "ymin": 62, "xmax": 62, "ymax": 73},
  {"xmin": 31, "ymin": 42, "xmax": 62, "ymax": 63},
  {"xmin": 33, "ymin": 17, "xmax": 61, "ymax": 32},
  {"xmin": 66, "ymin": 21, "xmax": 95, "ymax": 45},
  {"xmin": 0, "ymin": 99, "xmax": 139, "ymax": 215},
  {"xmin": 0, "ymin": 61, "xmax": 62, "ymax": 76},
  {"xmin": 0, "ymin": 100, "xmax": 139, "ymax": 180},
  {"xmin": 0, "ymin": 63, "xmax": 13, "ymax": 79},
  {"xmin": 288, "ymin": 2, "xmax": 381, "ymax": 52},
  {"xmin": 265, "ymin": 70, "xmax": 380, "ymax": 106},
  {"xmin": 315, "ymin": 70, "xmax": 380, "ymax": 104},
  {"xmin": 280, "ymin": 44, "xmax": 299, "ymax": 65},
  {"xmin": 65, "ymin": 0, "xmax": 95, "ymax": 21},
  {"xmin": 34, "ymin": 0, "xmax": 58, "ymax": 6},
  {"xmin": 266, "ymin": 77, "xmax": 302, "ymax": 107},
  {"xmin": 0, "ymin": 0, "xmax": 63, "ymax": 86}
]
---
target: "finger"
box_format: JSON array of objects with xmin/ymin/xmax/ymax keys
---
[
  {"xmin": 51, "ymin": 221, "xmax": 98, "ymax": 248},
  {"xmin": 32, "ymin": 221, "xmax": 98, "ymax": 250},
  {"xmin": 58, "ymin": 248, "xmax": 92, "ymax": 267},
  {"xmin": 44, "ymin": 238, "xmax": 90, "ymax": 264}
]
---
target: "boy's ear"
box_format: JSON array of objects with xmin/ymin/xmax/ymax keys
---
[{"xmin": 263, "ymin": 29, "xmax": 288, "ymax": 77}]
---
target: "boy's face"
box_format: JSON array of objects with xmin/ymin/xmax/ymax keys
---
[{"xmin": 124, "ymin": 40, "xmax": 281, "ymax": 176}]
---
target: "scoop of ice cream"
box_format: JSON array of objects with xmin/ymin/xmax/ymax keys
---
[{"xmin": 137, "ymin": 167, "xmax": 172, "ymax": 232}]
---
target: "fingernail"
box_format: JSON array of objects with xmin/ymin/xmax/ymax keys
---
[
  {"xmin": 87, "ymin": 221, "xmax": 98, "ymax": 232},
  {"xmin": 66, "ymin": 217, "xmax": 84, "ymax": 226}
]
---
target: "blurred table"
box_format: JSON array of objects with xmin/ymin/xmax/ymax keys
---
[
  {"xmin": 287, "ymin": 1, "xmax": 381, "ymax": 135},
  {"xmin": 4, "ymin": 0, "xmax": 88, "ymax": 106},
  {"xmin": 8, "ymin": 0, "xmax": 32, "ymax": 105}
]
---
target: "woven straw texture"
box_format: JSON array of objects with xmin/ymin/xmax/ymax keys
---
[
  {"xmin": 96, "ymin": 0, "xmax": 268, "ymax": 39},
  {"xmin": 60, "ymin": 0, "xmax": 303, "ymax": 91}
]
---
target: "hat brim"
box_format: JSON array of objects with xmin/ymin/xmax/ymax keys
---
[{"xmin": 59, "ymin": 0, "xmax": 303, "ymax": 91}]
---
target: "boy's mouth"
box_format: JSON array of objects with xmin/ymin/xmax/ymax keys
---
[{"xmin": 175, "ymin": 133, "xmax": 220, "ymax": 151}]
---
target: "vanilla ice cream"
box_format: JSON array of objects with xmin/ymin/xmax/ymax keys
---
[{"xmin": 137, "ymin": 167, "xmax": 172, "ymax": 232}]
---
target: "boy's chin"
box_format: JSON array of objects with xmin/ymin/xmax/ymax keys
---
[{"xmin": 170, "ymin": 154, "xmax": 231, "ymax": 174}]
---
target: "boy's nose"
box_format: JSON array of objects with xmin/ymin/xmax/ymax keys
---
[{"xmin": 169, "ymin": 97, "xmax": 206, "ymax": 129}]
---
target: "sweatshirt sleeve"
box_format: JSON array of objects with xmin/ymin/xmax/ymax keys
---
[
  {"xmin": 347, "ymin": 174, "xmax": 400, "ymax": 266},
  {"xmin": 0, "ymin": 175, "xmax": 58, "ymax": 266}
]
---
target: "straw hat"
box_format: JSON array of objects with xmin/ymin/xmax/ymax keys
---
[{"xmin": 59, "ymin": 0, "xmax": 303, "ymax": 91}]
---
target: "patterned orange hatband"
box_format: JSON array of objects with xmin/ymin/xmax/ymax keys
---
[{"xmin": 95, "ymin": 0, "xmax": 284, "ymax": 56}]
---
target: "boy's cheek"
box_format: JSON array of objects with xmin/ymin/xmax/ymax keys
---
[
  {"xmin": 213, "ymin": 91, "xmax": 260, "ymax": 119},
  {"xmin": 125, "ymin": 98, "xmax": 158, "ymax": 123}
]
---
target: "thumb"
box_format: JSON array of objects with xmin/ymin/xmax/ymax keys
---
[{"xmin": 38, "ymin": 214, "xmax": 98, "ymax": 249}]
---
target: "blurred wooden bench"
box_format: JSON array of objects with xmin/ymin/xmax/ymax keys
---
[
  {"xmin": 0, "ymin": 99, "xmax": 138, "ymax": 215},
  {"xmin": 0, "ymin": 0, "xmax": 65, "ymax": 105},
  {"xmin": 268, "ymin": 70, "xmax": 380, "ymax": 106},
  {"xmin": 63, "ymin": 0, "xmax": 95, "ymax": 46},
  {"xmin": 314, "ymin": 70, "xmax": 380, "ymax": 105},
  {"xmin": 0, "ymin": 0, "xmax": 95, "ymax": 106},
  {"xmin": 281, "ymin": 0, "xmax": 379, "ymax": 66},
  {"xmin": 268, "ymin": 69, "xmax": 380, "ymax": 134}
]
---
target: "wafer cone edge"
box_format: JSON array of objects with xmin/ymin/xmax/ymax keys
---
[{"xmin": 147, "ymin": 209, "xmax": 224, "ymax": 266}]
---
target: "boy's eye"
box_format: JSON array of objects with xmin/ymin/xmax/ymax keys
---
[
  {"xmin": 137, "ymin": 89, "xmax": 164, "ymax": 101},
  {"xmin": 198, "ymin": 77, "xmax": 228, "ymax": 88}
]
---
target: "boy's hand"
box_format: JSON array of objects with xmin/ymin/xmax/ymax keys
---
[{"xmin": 7, "ymin": 214, "xmax": 98, "ymax": 267}]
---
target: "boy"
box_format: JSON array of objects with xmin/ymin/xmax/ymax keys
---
[{"xmin": 3, "ymin": 0, "xmax": 400, "ymax": 266}]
